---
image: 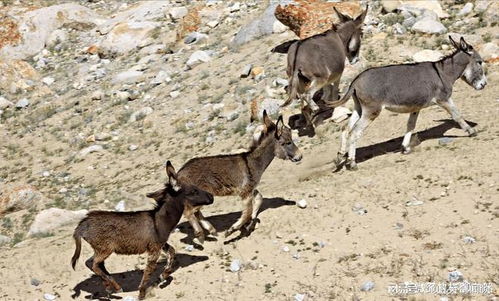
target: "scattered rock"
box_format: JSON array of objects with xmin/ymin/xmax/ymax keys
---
[
  {"xmin": 229, "ymin": 2, "xmax": 240, "ymax": 13},
  {"xmin": 400, "ymin": 0, "xmax": 448, "ymax": 19},
  {"xmin": 412, "ymin": 19, "xmax": 446, "ymax": 34},
  {"xmin": 186, "ymin": 50, "xmax": 212, "ymax": 69},
  {"xmin": 352, "ymin": 203, "xmax": 367, "ymax": 215},
  {"xmin": 28, "ymin": 208, "xmax": 88, "ymax": 236},
  {"xmin": 116, "ymin": 91, "xmax": 131, "ymax": 101},
  {"xmin": 406, "ymin": 197, "xmax": 424, "ymax": 206},
  {"xmin": 232, "ymin": 2, "xmax": 282, "ymax": 45},
  {"xmin": 438, "ymin": 137, "xmax": 454, "ymax": 145},
  {"xmin": 128, "ymin": 144, "xmax": 138, "ymax": 151},
  {"xmin": 170, "ymin": 91, "xmax": 180, "ymax": 99},
  {"xmin": 185, "ymin": 245, "xmax": 194, "ymax": 252},
  {"xmin": 474, "ymin": 1, "xmax": 489, "ymax": 13},
  {"xmin": 250, "ymin": 97, "xmax": 280, "ymax": 122},
  {"xmin": 294, "ymin": 293, "xmax": 306, "ymax": 301},
  {"xmin": 0, "ymin": 96, "xmax": 13, "ymax": 109},
  {"xmin": 458, "ymin": 3, "xmax": 473, "ymax": 16},
  {"xmin": 91, "ymin": 90, "xmax": 104, "ymax": 100},
  {"xmin": 331, "ymin": 106, "xmax": 352, "ymax": 123},
  {"xmin": 129, "ymin": 107, "xmax": 153, "ymax": 122},
  {"xmin": 184, "ymin": 32, "xmax": 208, "ymax": 45},
  {"xmin": 273, "ymin": 78, "xmax": 288, "ymax": 87},
  {"xmin": 448, "ymin": 270, "xmax": 464, "ymax": 282},
  {"xmin": 123, "ymin": 296, "xmax": 137, "ymax": 301},
  {"xmin": 240, "ymin": 64, "xmax": 253, "ymax": 78},
  {"xmin": 381, "ymin": 0, "xmax": 401, "ymax": 13},
  {"xmin": 79, "ymin": 144, "xmax": 104, "ymax": 157},
  {"xmin": 282, "ymin": 245, "xmax": 290, "ymax": 252},
  {"xmin": 151, "ymin": 70, "xmax": 172, "ymax": 85},
  {"xmin": 113, "ymin": 70, "xmax": 144, "ymax": 84},
  {"xmin": 360, "ymin": 281, "xmax": 375, "ymax": 291},
  {"xmin": 30, "ymin": 278, "xmax": 40, "ymax": 286},
  {"xmin": 0, "ymin": 185, "xmax": 42, "ymax": 214},
  {"xmin": 392, "ymin": 23, "xmax": 406, "ymax": 35},
  {"xmin": 462, "ymin": 236, "xmax": 476, "ymax": 244},
  {"xmin": 15, "ymin": 98, "xmax": 29, "ymax": 109},
  {"xmin": 42, "ymin": 77, "xmax": 55, "ymax": 86},
  {"xmin": 0, "ymin": 234, "xmax": 11, "ymax": 246},
  {"xmin": 480, "ymin": 42, "xmax": 499, "ymax": 63},
  {"xmin": 230, "ymin": 259, "xmax": 241, "ymax": 272},
  {"xmin": 169, "ymin": 7, "xmax": 188, "ymax": 20},
  {"xmin": 412, "ymin": 49, "xmax": 443, "ymax": 62},
  {"xmin": 250, "ymin": 66, "xmax": 265, "ymax": 81},
  {"xmin": 297, "ymin": 199, "xmax": 307, "ymax": 209},
  {"xmin": 43, "ymin": 293, "xmax": 57, "ymax": 301},
  {"xmin": 115, "ymin": 200, "xmax": 126, "ymax": 211}
]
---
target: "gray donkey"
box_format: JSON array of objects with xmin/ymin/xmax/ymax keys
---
[
  {"xmin": 272, "ymin": 6, "xmax": 368, "ymax": 125},
  {"xmin": 327, "ymin": 36, "xmax": 487, "ymax": 171},
  {"xmin": 176, "ymin": 111, "xmax": 302, "ymax": 242}
]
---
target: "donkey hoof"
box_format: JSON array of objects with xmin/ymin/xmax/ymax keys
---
[
  {"xmin": 345, "ymin": 160, "xmax": 358, "ymax": 171},
  {"xmin": 402, "ymin": 147, "xmax": 412, "ymax": 155},
  {"xmin": 193, "ymin": 236, "xmax": 204, "ymax": 245},
  {"xmin": 116, "ymin": 288, "xmax": 123, "ymax": 293},
  {"xmin": 138, "ymin": 291, "xmax": 146, "ymax": 300},
  {"xmin": 224, "ymin": 228, "xmax": 235, "ymax": 238},
  {"xmin": 467, "ymin": 128, "xmax": 477, "ymax": 137},
  {"xmin": 209, "ymin": 230, "xmax": 218, "ymax": 237}
]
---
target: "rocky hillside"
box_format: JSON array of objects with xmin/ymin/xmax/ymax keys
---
[{"xmin": 0, "ymin": 0, "xmax": 498, "ymax": 300}]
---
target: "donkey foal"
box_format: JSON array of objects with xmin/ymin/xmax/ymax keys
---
[{"xmin": 71, "ymin": 161, "xmax": 213, "ymax": 300}]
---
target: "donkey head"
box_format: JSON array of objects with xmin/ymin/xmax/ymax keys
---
[
  {"xmin": 147, "ymin": 161, "xmax": 214, "ymax": 207},
  {"xmin": 334, "ymin": 6, "xmax": 368, "ymax": 64},
  {"xmin": 449, "ymin": 36, "xmax": 487, "ymax": 90},
  {"xmin": 257, "ymin": 110, "xmax": 302, "ymax": 162}
]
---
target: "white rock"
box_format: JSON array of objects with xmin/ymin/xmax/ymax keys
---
[
  {"xmin": 207, "ymin": 20, "xmax": 219, "ymax": 28},
  {"xmin": 28, "ymin": 208, "xmax": 88, "ymax": 236},
  {"xmin": 229, "ymin": 2, "xmax": 240, "ymax": 12},
  {"xmin": 113, "ymin": 70, "xmax": 144, "ymax": 84},
  {"xmin": 91, "ymin": 90, "xmax": 104, "ymax": 100},
  {"xmin": 462, "ymin": 236, "xmax": 476, "ymax": 244},
  {"xmin": 46, "ymin": 29, "xmax": 67, "ymax": 48},
  {"xmin": 115, "ymin": 200, "xmax": 126, "ymax": 211},
  {"xmin": 474, "ymin": 1, "xmax": 489, "ymax": 13},
  {"xmin": 42, "ymin": 171, "xmax": 50, "ymax": 177},
  {"xmin": 129, "ymin": 107, "xmax": 153, "ymax": 122},
  {"xmin": 151, "ymin": 70, "xmax": 172, "ymax": 85},
  {"xmin": 128, "ymin": 144, "xmax": 138, "ymax": 151},
  {"xmin": 184, "ymin": 32, "xmax": 209, "ymax": 44},
  {"xmin": 42, "ymin": 77, "xmax": 55, "ymax": 86},
  {"xmin": 412, "ymin": 49, "xmax": 443, "ymax": 62},
  {"xmin": 331, "ymin": 106, "xmax": 352, "ymax": 123},
  {"xmin": 294, "ymin": 293, "xmax": 306, "ymax": 301},
  {"xmin": 116, "ymin": 91, "xmax": 131, "ymax": 101},
  {"xmin": 0, "ymin": 96, "xmax": 13, "ymax": 109},
  {"xmin": 480, "ymin": 42, "xmax": 499, "ymax": 61},
  {"xmin": 169, "ymin": 7, "xmax": 188, "ymax": 20},
  {"xmin": 297, "ymin": 199, "xmax": 307, "ymax": 209},
  {"xmin": 230, "ymin": 259, "xmax": 241, "ymax": 272},
  {"xmin": 282, "ymin": 246, "xmax": 290, "ymax": 252},
  {"xmin": 272, "ymin": 20, "xmax": 287, "ymax": 33},
  {"xmin": 79, "ymin": 145, "xmax": 104, "ymax": 157},
  {"xmin": 170, "ymin": 91, "xmax": 180, "ymax": 98},
  {"xmin": 123, "ymin": 296, "xmax": 137, "ymax": 301},
  {"xmin": 43, "ymin": 293, "xmax": 57, "ymax": 301},
  {"xmin": 448, "ymin": 270, "xmax": 463, "ymax": 282},
  {"xmin": 185, "ymin": 245, "xmax": 194, "ymax": 252},
  {"xmin": 400, "ymin": 0, "xmax": 448, "ymax": 19},
  {"xmin": 186, "ymin": 50, "xmax": 212, "ymax": 69},
  {"xmin": 412, "ymin": 19, "xmax": 446, "ymax": 34},
  {"xmin": 15, "ymin": 98, "xmax": 29, "ymax": 109},
  {"xmin": 360, "ymin": 281, "xmax": 375, "ymax": 291},
  {"xmin": 458, "ymin": 3, "xmax": 473, "ymax": 16}
]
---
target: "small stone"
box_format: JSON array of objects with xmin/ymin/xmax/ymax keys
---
[
  {"xmin": 292, "ymin": 253, "xmax": 300, "ymax": 259},
  {"xmin": 151, "ymin": 70, "xmax": 172, "ymax": 85},
  {"xmin": 240, "ymin": 64, "xmax": 253, "ymax": 78},
  {"xmin": 360, "ymin": 281, "xmax": 375, "ymax": 291},
  {"xmin": 91, "ymin": 90, "xmax": 104, "ymax": 100},
  {"xmin": 250, "ymin": 66, "xmax": 264, "ymax": 79},
  {"xmin": 169, "ymin": 6, "xmax": 188, "ymax": 20},
  {"xmin": 412, "ymin": 19, "xmax": 447, "ymax": 34},
  {"xmin": 297, "ymin": 199, "xmax": 307, "ymax": 209},
  {"xmin": 79, "ymin": 145, "xmax": 104, "ymax": 157},
  {"xmin": 43, "ymin": 293, "xmax": 56, "ymax": 300},
  {"xmin": 392, "ymin": 23, "xmax": 406, "ymax": 35},
  {"xmin": 15, "ymin": 98, "xmax": 29, "ymax": 109},
  {"xmin": 272, "ymin": 78, "xmax": 288, "ymax": 87},
  {"xmin": 0, "ymin": 234, "xmax": 11, "ymax": 246},
  {"xmin": 275, "ymin": 232, "xmax": 283, "ymax": 239},
  {"xmin": 186, "ymin": 51, "xmax": 212, "ymax": 69},
  {"xmin": 129, "ymin": 107, "xmax": 153, "ymax": 122},
  {"xmin": 438, "ymin": 137, "xmax": 454, "ymax": 145},
  {"xmin": 318, "ymin": 241, "xmax": 326, "ymax": 248},
  {"xmin": 42, "ymin": 171, "xmax": 50, "ymax": 177},
  {"xmin": 31, "ymin": 278, "xmax": 40, "ymax": 286},
  {"xmin": 294, "ymin": 293, "xmax": 306, "ymax": 301},
  {"xmin": 230, "ymin": 259, "xmax": 241, "ymax": 272},
  {"xmin": 207, "ymin": 20, "xmax": 219, "ymax": 28},
  {"xmin": 448, "ymin": 270, "xmax": 463, "ymax": 282},
  {"xmin": 229, "ymin": 2, "xmax": 240, "ymax": 12},
  {"xmin": 352, "ymin": 203, "xmax": 367, "ymax": 215},
  {"xmin": 185, "ymin": 245, "xmax": 194, "ymax": 252},
  {"xmin": 458, "ymin": 3, "xmax": 473, "ymax": 16},
  {"xmin": 184, "ymin": 32, "xmax": 208, "ymax": 45},
  {"xmin": 113, "ymin": 70, "xmax": 144, "ymax": 84},
  {"xmin": 42, "ymin": 77, "xmax": 55, "ymax": 86},
  {"xmin": 282, "ymin": 246, "xmax": 290, "ymax": 252},
  {"xmin": 462, "ymin": 236, "xmax": 475, "ymax": 244},
  {"xmin": 0, "ymin": 96, "xmax": 13, "ymax": 109},
  {"xmin": 406, "ymin": 197, "xmax": 424, "ymax": 206},
  {"xmin": 115, "ymin": 201, "xmax": 125, "ymax": 211},
  {"xmin": 273, "ymin": 20, "xmax": 287, "ymax": 33},
  {"xmin": 123, "ymin": 296, "xmax": 137, "ymax": 301},
  {"xmin": 128, "ymin": 144, "xmax": 138, "ymax": 151},
  {"xmin": 116, "ymin": 91, "xmax": 131, "ymax": 101},
  {"xmin": 170, "ymin": 91, "xmax": 180, "ymax": 98}
]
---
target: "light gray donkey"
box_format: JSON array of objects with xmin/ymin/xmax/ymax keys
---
[
  {"xmin": 326, "ymin": 36, "xmax": 487, "ymax": 171},
  {"xmin": 272, "ymin": 6, "xmax": 368, "ymax": 125}
]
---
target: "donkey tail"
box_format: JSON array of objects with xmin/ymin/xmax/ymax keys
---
[
  {"xmin": 281, "ymin": 68, "xmax": 300, "ymax": 107},
  {"xmin": 71, "ymin": 228, "xmax": 82, "ymax": 270},
  {"xmin": 324, "ymin": 83, "xmax": 355, "ymax": 108}
]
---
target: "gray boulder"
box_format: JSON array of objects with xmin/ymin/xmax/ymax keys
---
[{"xmin": 28, "ymin": 208, "xmax": 88, "ymax": 236}]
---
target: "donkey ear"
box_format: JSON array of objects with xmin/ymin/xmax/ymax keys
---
[
  {"xmin": 165, "ymin": 161, "xmax": 181, "ymax": 191},
  {"xmin": 334, "ymin": 7, "xmax": 351, "ymax": 23},
  {"xmin": 355, "ymin": 6, "xmax": 368, "ymax": 24},
  {"xmin": 262, "ymin": 110, "xmax": 273, "ymax": 132},
  {"xmin": 275, "ymin": 115, "xmax": 284, "ymax": 138},
  {"xmin": 449, "ymin": 35, "xmax": 459, "ymax": 50},
  {"xmin": 459, "ymin": 37, "xmax": 472, "ymax": 52},
  {"xmin": 146, "ymin": 188, "xmax": 164, "ymax": 200}
]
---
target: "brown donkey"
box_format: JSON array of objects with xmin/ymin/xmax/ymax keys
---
[
  {"xmin": 71, "ymin": 161, "xmax": 213, "ymax": 300},
  {"xmin": 177, "ymin": 110, "xmax": 302, "ymax": 243},
  {"xmin": 272, "ymin": 6, "xmax": 368, "ymax": 126},
  {"xmin": 326, "ymin": 37, "xmax": 487, "ymax": 171}
]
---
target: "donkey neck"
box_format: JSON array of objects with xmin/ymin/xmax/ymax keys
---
[
  {"xmin": 246, "ymin": 135, "xmax": 276, "ymax": 181},
  {"xmin": 336, "ymin": 24, "xmax": 354, "ymax": 51},
  {"xmin": 154, "ymin": 198, "xmax": 184, "ymax": 242},
  {"xmin": 437, "ymin": 51, "xmax": 470, "ymax": 84}
]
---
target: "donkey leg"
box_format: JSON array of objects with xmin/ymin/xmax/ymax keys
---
[
  {"xmin": 138, "ymin": 251, "xmax": 160, "ymax": 300},
  {"xmin": 346, "ymin": 110, "xmax": 378, "ymax": 170},
  {"xmin": 185, "ymin": 210, "xmax": 205, "ymax": 245},
  {"xmin": 334, "ymin": 108, "xmax": 360, "ymax": 170},
  {"xmin": 225, "ymin": 197, "xmax": 253, "ymax": 237},
  {"xmin": 195, "ymin": 211, "xmax": 217, "ymax": 237},
  {"xmin": 92, "ymin": 252, "xmax": 122, "ymax": 294},
  {"xmin": 437, "ymin": 98, "xmax": 476, "ymax": 136},
  {"xmin": 402, "ymin": 111, "xmax": 420, "ymax": 154},
  {"xmin": 245, "ymin": 190, "xmax": 263, "ymax": 232},
  {"xmin": 306, "ymin": 80, "xmax": 321, "ymax": 112},
  {"xmin": 160, "ymin": 244, "xmax": 176, "ymax": 281}
]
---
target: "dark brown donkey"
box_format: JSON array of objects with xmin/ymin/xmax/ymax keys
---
[
  {"xmin": 272, "ymin": 6, "xmax": 368, "ymax": 126},
  {"xmin": 71, "ymin": 161, "xmax": 213, "ymax": 300},
  {"xmin": 177, "ymin": 110, "xmax": 302, "ymax": 243},
  {"xmin": 327, "ymin": 36, "xmax": 487, "ymax": 171}
]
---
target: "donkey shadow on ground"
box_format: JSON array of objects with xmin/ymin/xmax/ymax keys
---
[
  {"xmin": 354, "ymin": 119, "xmax": 477, "ymax": 164},
  {"xmin": 177, "ymin": 197, "xmax": 296, "ymax": 246},
  {"xmin": 72, "ymin": 253, "xmax": 208, "ymax": 300}
]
